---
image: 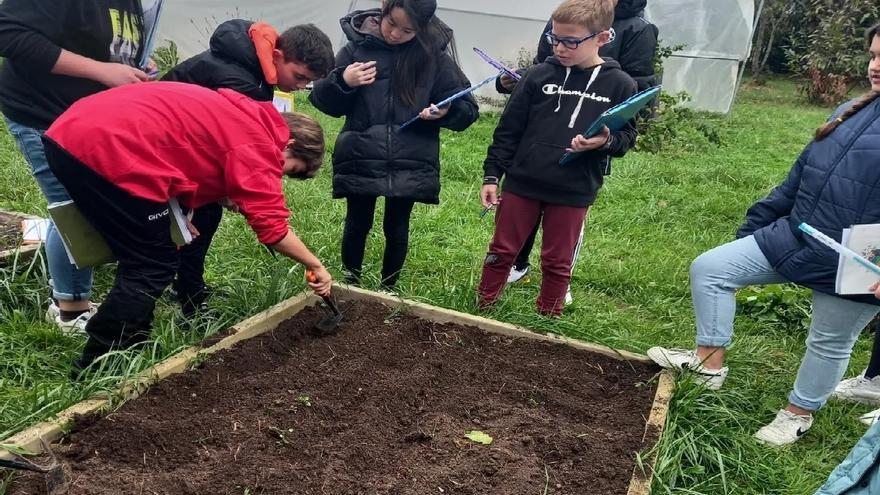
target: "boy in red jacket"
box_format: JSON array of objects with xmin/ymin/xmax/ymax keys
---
[
  {"xmin": 477, "ymin": 0, "xmax": 637, "ymax": 316},
  {"xmin": 43, "ymin": 81, "xmax": 332, "ymax": 372}
]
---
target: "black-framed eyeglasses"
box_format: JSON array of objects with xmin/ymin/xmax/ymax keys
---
[{"xmin": 544, "ymin": 30, "xmax": 601, "ymax": 50}]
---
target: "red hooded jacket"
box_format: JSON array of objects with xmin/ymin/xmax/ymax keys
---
[{"xmin": 45, "ymin": 82, "xmax": 292, "ymax": 245}]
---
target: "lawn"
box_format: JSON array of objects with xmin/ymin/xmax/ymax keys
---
[{"xmin": 0, "ymin": 77, "xmax": 873, "ymax": 494}]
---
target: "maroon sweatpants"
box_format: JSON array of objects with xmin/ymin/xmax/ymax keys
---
[{"xmin": 478, "ymin": 191, "xmax": 587, "ymax": 315}]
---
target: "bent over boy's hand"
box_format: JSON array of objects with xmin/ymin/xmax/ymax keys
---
[
  {"xmin": 568, "ymin": 126, "xmax": 611, "ymax": 153},
  {"xmin": 306, "ymin": 265, "xmax": 333, "ymax": 298},
  {"xmin": 480, "ymin": 184, "xmax": 499, "ymax": 209}
]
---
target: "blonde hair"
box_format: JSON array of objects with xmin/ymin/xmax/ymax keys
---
[
  {"xmin": 281, "ymin": 112, "xmax": 325, "ymax": 178},
  {"xmin": 551, "ymin": 0, "xmax": 615, "ymax": 33}
]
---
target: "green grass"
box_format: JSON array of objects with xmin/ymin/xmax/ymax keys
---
[{"xmin": 0, "ymin": 77, "xmax": 872, "ymax": 493}]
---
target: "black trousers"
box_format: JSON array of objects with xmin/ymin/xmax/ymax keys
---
[
  {"xmin": 174, "ymin": 202, "xmax": 222, "ymax": 304},
  {"xmin": 341, "ymin": 195, "xmax": 415, "ymax": 288},
  {"xmin": 45, "ymin": 139, "xmax": 179, "ymax": 357}
]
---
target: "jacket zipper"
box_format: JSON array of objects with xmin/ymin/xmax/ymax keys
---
[{"xmin": 387, "ymin": 80, "xmax": 394, "ymax": 195}]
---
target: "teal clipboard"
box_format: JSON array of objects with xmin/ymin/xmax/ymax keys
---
[{"xmin": 560, "ymin": 85, "xmax": 661, "ymax": 165}]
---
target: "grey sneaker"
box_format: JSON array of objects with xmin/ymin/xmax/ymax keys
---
[
  {"xmin": 506, "ymin": 265, "xmax": 530, "ymax": 284},
  {"xmin": 564, "ymin": 288, "xmax": 573, "ymax": 306},
  {"xmin": 646, "ymin": 347, "xmax": 728, "ymax": 390},
  {"xmin": 754, "ymin": 410, "xmax": 813, "ymax": 446},
  {"xmin": 833, "ymin": 371, "xmax": 880, "ymax": 405}
]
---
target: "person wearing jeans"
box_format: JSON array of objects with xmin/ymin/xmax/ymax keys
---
[
  {"xmin": 4, "ymin": 120, "xmax": 94, "ymax": 307},
  {"xmin": 0, "ymin": 0, "xmax": 150, "ymax": 331},
  {"xmin": 648, "ymin": 23, "xmax": 880, "ymax": 447}
]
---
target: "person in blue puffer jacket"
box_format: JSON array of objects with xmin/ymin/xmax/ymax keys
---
[{"xmin": 647, "ymin": 22, "xmax": 880, "ymax": 448}]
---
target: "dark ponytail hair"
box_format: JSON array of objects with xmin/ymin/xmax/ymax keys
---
[
  {"xmin": 815, "ymin": 23, "xmax": 880, "ymax": 141},
  {"xmin": 382, "ymin": 0, "xmax": 439, "ymax": 109}
]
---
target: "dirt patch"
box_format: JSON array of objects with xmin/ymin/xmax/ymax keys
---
[
  {"xmin": 0, "ymin": 211, "xmax": 22, "ymax": 252},
  {"xmin": 9, "ymin": 299, "xmax": 661, "ymax": 495}
]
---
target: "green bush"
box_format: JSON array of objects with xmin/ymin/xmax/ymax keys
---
[
  {"xmin": 736, "ymin": 284, "xmax": 812, "ymax": 332},
  {"xmin": 785, "ymin": 0, "xmax": 880, "ymax": 104}
]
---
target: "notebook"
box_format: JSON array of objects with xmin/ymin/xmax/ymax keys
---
[
  {"xmin": 835, "ymin": 223, "xmax": 880, "ymax": 295},
  {"xmin": 560, "ymin": 85, "xmax": 661, "ymax": 165},
  {"xmin": 48, "ymin": 198, "xmax": 193, "ymax": 269}
]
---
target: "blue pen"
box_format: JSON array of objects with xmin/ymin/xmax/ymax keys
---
[
  {"xmin": 398, "ymin": 71, "xmax": 501, "ymax": 131},
  {"xmin": 799, "ymin": 223, "xmax": 880, "ymax": 276}
]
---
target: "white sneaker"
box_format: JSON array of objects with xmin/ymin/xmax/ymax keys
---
[
  {"xmin": 46, "ymin": 301, "xmax": 99, "ymax": 323},
  {"xmin": 646, "ymin": 347, "xmax": 729, "ymax": 390},
  {"xmin": 859, "ymin": 408, "xmax": 880, "ymax": 426},
  {"xmin": 833, "ymin": 371, "xmax": 880, "ymax": 405},
  {"xmin": 564, "ymin": 288, "xmax": 573, "ymax": 306},
  {"xmin": 51, "ymin": 304, "xmax": 99, "ymax": 334},
  {"xmin": 506, "ymin": 265, "xmax": 530, "ymax": 284},
  {"xmin": 754, "ymin": 410, "xmax": 813, "ymax": 446}
]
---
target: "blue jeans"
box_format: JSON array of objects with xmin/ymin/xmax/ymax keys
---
[
  {"xmin": 691, "ymin": 235, "xmax": 880, "ymax": 411},
  {"xmin": 5, "ymin": 117, "xmax": 93, "ymax": 301}
]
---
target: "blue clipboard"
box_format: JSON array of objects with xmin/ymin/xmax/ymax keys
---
[{"xmin": 559, "ymin": 85, "xmax": 661, "ymax": 165}]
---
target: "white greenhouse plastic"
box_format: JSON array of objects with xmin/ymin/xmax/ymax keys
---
[{"xmin": 155, "ymin": 0, "xmax": 757, "ymax": 113}]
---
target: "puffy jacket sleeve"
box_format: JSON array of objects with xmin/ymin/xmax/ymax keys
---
[
  {"xmin": 223, "ymin": 144, "xmax": 290, "ymax": 245},
  {"xmin": 483, "ymin": 71, "xmax": 535, "ymax": 180},
  {"xmin": 0, "ymin": 0, "xmax": 69, "ymax": 72},
  {"xmin": 426, "ymin": 54, "xmax": 478, "ymax": 132},
  {"xmin": 308, "ymin": 44, "xmax": 358, "ymax": 117},
  {"xmin": 737, "ymin": 148, "xmax": 807, "ymax": 238},
  {"xmin": 617, "ymin": 21, "xmax": 659, "ymax": 92},
  {"xmin": 163, "ymin": 57, "xmax": 269, "ymax": 101}
]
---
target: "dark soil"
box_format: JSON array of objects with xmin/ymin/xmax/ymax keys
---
[
  {"xmin": 0, "ymin": 211, "xmax": 21, "ymax": 251},
  {"xmin": 10, "ymin": 299, "xmax": 661, "ymax": 495}
]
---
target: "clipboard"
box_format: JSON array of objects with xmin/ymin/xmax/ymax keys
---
[
  {"xmin": 473, "ymin": 47, "xmax": 521, "ymax": 81},
  {"xmin": 560, "ymin": 85, "xmax": 661, "ymax": 165}
]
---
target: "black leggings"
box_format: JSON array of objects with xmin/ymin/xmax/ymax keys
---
[{"xmin": 341, "ymin": 195, "xmax": 415, "ymax": 288}]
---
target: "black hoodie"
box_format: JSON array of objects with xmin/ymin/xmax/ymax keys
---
[
  {"xmin": 164, "ymin": 19, "xmax": 273, "ymax": 101},
  {"xmin": 0, "ymin": 0, "xmax": 145, "ymax": 129},
  {"xmin": 309, "ymin": 10, "xmax": 478, "ymax": 204},
  {"xmin": 484, "ymin": 58, "xmax": 637, "ymax": 208}
]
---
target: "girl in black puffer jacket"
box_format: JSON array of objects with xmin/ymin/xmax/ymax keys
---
[{"xmin": 309, "ymin": 0, "xmax": 478, "ymax": 290}]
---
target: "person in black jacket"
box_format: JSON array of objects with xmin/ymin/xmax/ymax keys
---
[
  {"xmin": 499, "ymin": 0, "xmax": 659, "ymax": 304},
  {"xmin": 309, "ymin": 0, "xmax": 478, "ymax": 291},
  {"xmin": 0, "ymin": 0, "xmax": 150, "ymax": 332},
  {"xmin": 477, "ymin": 0, "xmax": 637, "ymax": 316},
  {"xmin": 162, "ymin": 20, "xmax": 334, "ymax": 317}
]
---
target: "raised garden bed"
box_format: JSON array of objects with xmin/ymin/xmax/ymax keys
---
[
  {"xmin": 0, "ymin": 209, "xmax": 40, "ymax": 264},
  {"xmin": 3, "ymin": 287, "xmax": 671, "ymax": 494}
]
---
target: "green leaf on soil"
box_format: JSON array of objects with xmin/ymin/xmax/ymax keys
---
[{"xmin": 464, "ymin": 431, "xmax": 493, "ymax": 445}]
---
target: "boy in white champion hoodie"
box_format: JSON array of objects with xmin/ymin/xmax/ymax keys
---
[{"xmin": 478, "ymin": 0, "xmax": 637, "ymax": 316}]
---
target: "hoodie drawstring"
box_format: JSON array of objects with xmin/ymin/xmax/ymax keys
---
[
  {"xmin": 569, "ymin": 66, "xmax": 601, "ymax": 129},
  {"xmin": 554, "ymin": 67, "xmax": 572, "ymax": 113}
]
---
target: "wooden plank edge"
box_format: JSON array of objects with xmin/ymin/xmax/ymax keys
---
[
  {"xmin": 335, "ymin": 284, "xmax": 651, "ymax": 363},
  {"xmin": 0, "ymin": 292, "xmax": 319, "ymax": 459},
  {"xmin": 0, "ymin": 243, "xmax": 40, "ymax": 265},
  {"xmin": 0, "ymin": 210, "xmax": 42, "ymax": 264},
  {"xmin": 626, "ymin": 371, "xmax": 675, "ymax": 495}
]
